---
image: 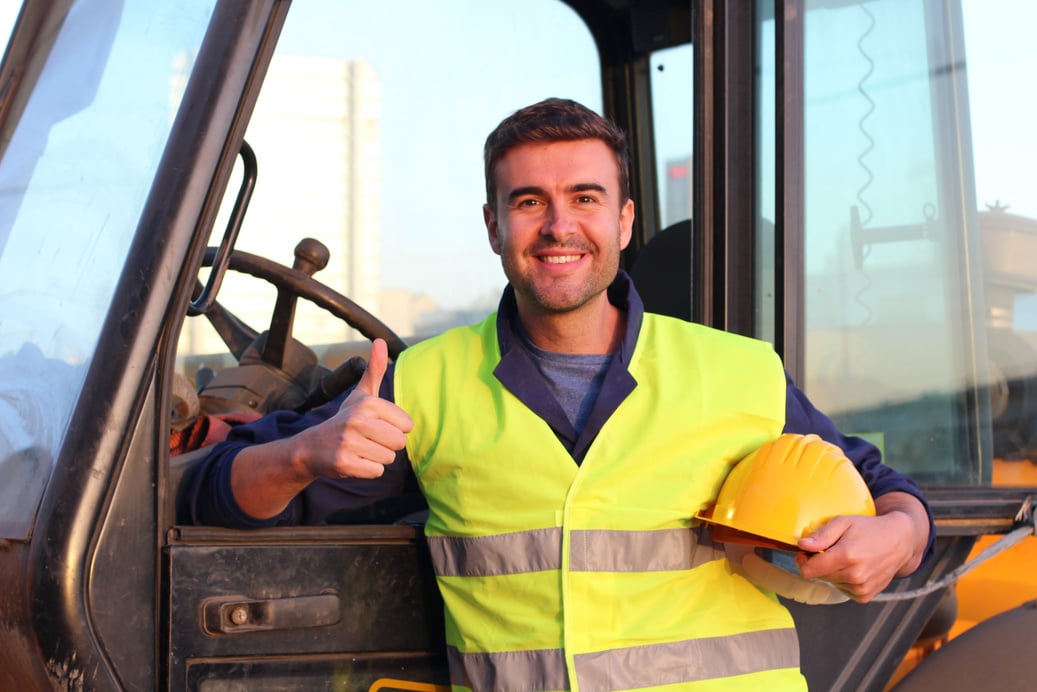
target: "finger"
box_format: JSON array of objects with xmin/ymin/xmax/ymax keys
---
[
  {"xmin": 354, "ymin": 338, "xmax": 389, "ymax": 397},
  {"xmin": 798, "ymin": 515, "xmax": 850, "ymax": 554},
  {"xmin": 348, "ymin": 418, "xmax": 410, "ymax": 458},
  {"xmin": 337, "ymin": 456, "xmax": 391, "ymax": 480}
]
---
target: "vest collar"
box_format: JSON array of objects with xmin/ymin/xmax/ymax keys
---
[{"xmin": 492, "ymin": 271, "xmax": 641, "ymax": 461}]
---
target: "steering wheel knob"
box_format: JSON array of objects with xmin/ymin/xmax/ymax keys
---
[{"xmin": 293, "ymin": 238, "xmax": 331, "ymax": 277}]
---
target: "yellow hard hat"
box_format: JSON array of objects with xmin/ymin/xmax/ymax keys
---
[{"xmin": 696, "ymin": 433, "xmax": 876, "ymax": 551}]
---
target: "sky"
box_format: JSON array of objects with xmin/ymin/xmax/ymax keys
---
[
  {"xmin": 0, "ymin": 1, "xmax": 16, "ymax": 43},
  {"xmin": 960, "ymin": 0, "xmax": 1037, "ymax": 218}
]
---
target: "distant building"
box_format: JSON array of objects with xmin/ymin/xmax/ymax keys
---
[
  {"xmin": 379, "ymin": 289, "xmax": 440, "ymax": 340},
  {"xmin": 664, "ymin": 155, "xmax": 693, "ymax": 228}
]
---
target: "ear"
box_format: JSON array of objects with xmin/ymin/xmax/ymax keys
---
[
  {"xmin": 484, "ymin": 204, "xmax": 502, "ymax": 255},
  {"xmin": 619, "ymin": 198, "xmax": 635, "ymax": 250}
]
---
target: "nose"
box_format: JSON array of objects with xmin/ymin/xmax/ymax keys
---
[{"xmin": 543, "ymin": 203, "xmax": 576, "ymax": 238}]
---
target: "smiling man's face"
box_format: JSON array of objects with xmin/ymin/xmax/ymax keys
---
[{"xmin": 484, "ymin": 138, "xmax": 635, "ymax": 318}]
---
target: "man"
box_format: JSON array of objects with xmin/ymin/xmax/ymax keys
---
[{"xmin": 186, "ymin": 98, "xmax": 933, "ymax": 690}]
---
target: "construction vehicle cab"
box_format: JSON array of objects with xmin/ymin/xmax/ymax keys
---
[{"xmin": 0, "ymin": 0, "xmax": 1035, "ymax": 690}]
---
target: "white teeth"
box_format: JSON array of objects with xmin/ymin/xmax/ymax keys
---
[{"xmin": 543, "ymin": 255, "xmax": 580, "ymax": 264}]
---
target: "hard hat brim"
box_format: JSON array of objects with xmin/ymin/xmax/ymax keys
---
[{"xmin": 696, "ymin": 505, "xmax": 804, "ymax": 552}]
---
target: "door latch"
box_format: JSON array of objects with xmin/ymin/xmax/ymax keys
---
[{"xmin": 202, "ymin": 592, "xmax": 341, "ymax": 634}]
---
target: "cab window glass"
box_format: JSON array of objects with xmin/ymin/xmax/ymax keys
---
[
  {"xmin": 963, "ymin": 0, "xmax": 1037, "ymax": 486},
  {"xmin": 651, "ymin": 44, "xmax": 694, "ymax": 230},
  {"xmin": 178, "ymin": 0, "xmax": 601, "ymax": 373},
  {"xmin": 756, "ymin": 0, "xmax": 1037, "ymax": 486},
  {"xmin": 798, "ymin": 0, "xmax": 960, "ymax": 485},
  {"xmin": 0, "ymin": 0, "xmax": 217, "ymax": 537}
]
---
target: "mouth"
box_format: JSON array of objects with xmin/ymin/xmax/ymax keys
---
[{"xmin": 540, "ymin": 254, "xmax": 583, "ymax": 265}]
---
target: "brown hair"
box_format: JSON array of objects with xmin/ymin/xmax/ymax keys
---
[{"xmin": 483, "ymin": 98, "xmax": 630, "ymax": 211}]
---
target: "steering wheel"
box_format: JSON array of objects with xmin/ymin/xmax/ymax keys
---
[{"xmin": 188, "ymin": 238, "xmax": 407, "ymax": 415}]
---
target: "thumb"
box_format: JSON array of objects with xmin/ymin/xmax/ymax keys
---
[
  {"xmin": 354, "ymin": 338, "xmax": 389, "ymax": 397},
  {"xmin": 798, "ymin": 516, "xmax": 847, "ymax": 553}
]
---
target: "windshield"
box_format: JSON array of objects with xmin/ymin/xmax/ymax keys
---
[{"xmin": 0, "ymin": 0, "xmax": 216, "ymax": 538}]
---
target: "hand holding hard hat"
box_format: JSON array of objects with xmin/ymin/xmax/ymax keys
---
[{"xmin": 697, "ymin": 433, "xmax": 876, "ymax": 604}]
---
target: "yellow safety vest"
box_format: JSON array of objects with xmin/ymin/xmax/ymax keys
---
[{"xmin": 394, "ymin": 312, "xmax": 805, "ymax": 692}]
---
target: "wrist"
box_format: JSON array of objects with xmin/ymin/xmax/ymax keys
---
[
  {"xmin": 278, "ymin": 428, "xmax": 321, "ymax": 484},
  {"xmin": 876, "ymin": 493, "xmax": 928, "ymax": 575}
]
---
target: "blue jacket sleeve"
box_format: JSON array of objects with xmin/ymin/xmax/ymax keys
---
[
  {"xmin": 782, "ymin": 371, "xmax": 936, "ymax": 565},
  {"xmin": 181, "ymin": 367, "xmax": 415, "ymax": 528}
]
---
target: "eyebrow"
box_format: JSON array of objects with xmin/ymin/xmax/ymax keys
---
[
  {"xmin": 506, "ymin": 186, "xmax": 545, "ymax": 203},
  {"xmin": 506, "ymin": 183, "xmax": 609, "ymax": 204}
]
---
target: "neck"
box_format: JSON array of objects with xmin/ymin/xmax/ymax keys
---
[{"xmin": 518, "ymin": 296, "xmax": 625, "ymax": 354}]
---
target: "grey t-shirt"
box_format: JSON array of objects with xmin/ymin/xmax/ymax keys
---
[{"xmin": 520, "ymin": 334, "xmax": 613, "ymax": 436}]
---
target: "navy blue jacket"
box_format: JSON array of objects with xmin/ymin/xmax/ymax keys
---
[{"xmin": 183, "ymin": 272, "xmax": 935, "ymax": 563}]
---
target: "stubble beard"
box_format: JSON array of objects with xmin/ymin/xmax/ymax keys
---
[{"xmin": 503, "ymin": 242, "xmax": 620, "ymax": 317}]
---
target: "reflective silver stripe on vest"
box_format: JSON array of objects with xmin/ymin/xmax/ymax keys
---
[
  {"xmin": 427, "ymin": 527, "xmax": 724, "ymax": 577},
  {"xmin": 574, "ymin": 629, "xmax": 800, "ymax": 691},
  {"xmin": 569, "ymin": 527, "xmax": 723, "ymax": 572},
  {"xmin": 448, "ymin": 645, "xmax": 569, "ymax": 691},
  {"xmin": 449, "ymin": 629, "xmax": 800, "ymax": 691},
  {"xmin": 427, "ymin": 527, "xmax": 561, "ymax": 577}
]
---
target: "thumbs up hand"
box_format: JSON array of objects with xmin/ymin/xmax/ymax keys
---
[{"xmin": 298, "ymin": 338, "xmax": 414, "ymax": 480}]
